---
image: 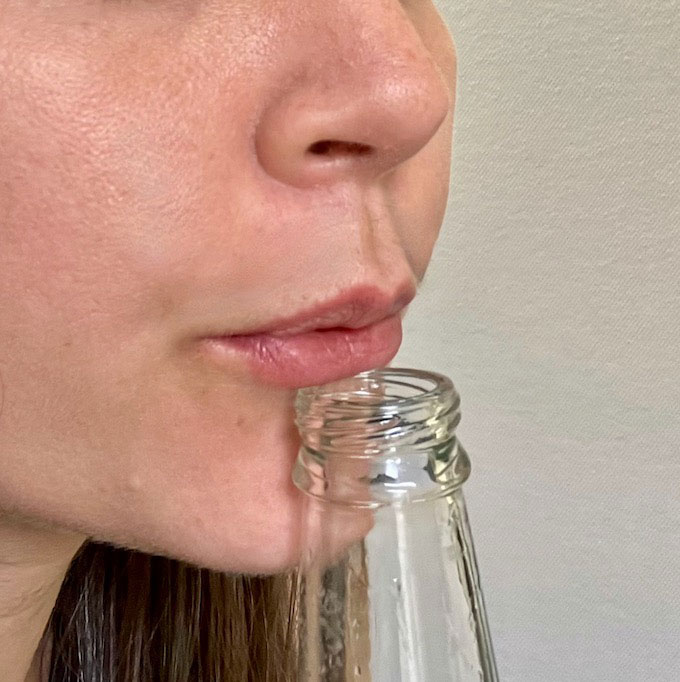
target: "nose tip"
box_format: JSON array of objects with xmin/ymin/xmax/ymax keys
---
[{"xmin": 254, "ymin": 27, "xmax": 452, "ymax": 189}]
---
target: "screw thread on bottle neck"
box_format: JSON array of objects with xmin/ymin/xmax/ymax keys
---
[{"xmin": 293, "ymin": 368, "xmax": 471, "ymax": 507}]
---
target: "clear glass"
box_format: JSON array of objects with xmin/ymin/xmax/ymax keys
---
[{"xmin": 290, "ymin": 368, "xmax": 498, "ymax": 681}]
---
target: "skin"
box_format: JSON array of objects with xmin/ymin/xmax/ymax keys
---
[{"xmin": 0, "ymin": 0, "xmax": 457, "ymax": 678}]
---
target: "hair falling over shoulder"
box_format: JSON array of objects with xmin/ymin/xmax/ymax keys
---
[{"xmin": 41, "ymin": 541, "xmax": 300, "ymax": 682}]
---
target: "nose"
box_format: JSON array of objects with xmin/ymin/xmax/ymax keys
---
[{"xmin": 254, "ymin": 3, "xmax": 452, "ymax": 189}]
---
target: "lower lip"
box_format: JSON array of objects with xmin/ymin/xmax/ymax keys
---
[{"xmin": 197, "ymin": 314, "xmax": 403, "ymax": 389}]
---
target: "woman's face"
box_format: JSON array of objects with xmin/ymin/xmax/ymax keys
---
[{"xmin": 0, "ymin": 0, "xmax": 456, "ymax": 573}]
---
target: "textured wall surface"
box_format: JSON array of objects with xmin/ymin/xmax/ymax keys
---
[{"xmin": 393, "ymin": 2, "xmax": 680, "ymax": 680}]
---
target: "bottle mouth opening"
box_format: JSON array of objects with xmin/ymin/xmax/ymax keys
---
[
  {"xmin": 295, "ymin": 367, "xmax": 457, "ymax": 416},
  {"xmin": 294, "ymin": 367, "xmax": 461, "ymax": 459}
]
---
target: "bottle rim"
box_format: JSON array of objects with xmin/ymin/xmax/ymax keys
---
[
  {"xmin": 295, "ymin": 367, "xmax": 457, "ymax": 413},
  {"xmin": 294, "ymin": 367, "xmax": 462, "ymax": 460}
]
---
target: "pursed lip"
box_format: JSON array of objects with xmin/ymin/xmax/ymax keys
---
[
  {"xmin": 198, "ymin": 313, "xmax": 404, "ymax": 389},
  {"xmin": 194, "ymin": 282, "xmax": 416, "ymax": 388}
]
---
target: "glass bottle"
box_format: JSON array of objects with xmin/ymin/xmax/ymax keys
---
[{"xmin": 289, "ymin": 367, "xmax": 498, "ymax": 682}]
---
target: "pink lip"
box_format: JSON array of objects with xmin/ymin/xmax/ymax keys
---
[
  {"xmin": 225, "ymin": 284, "xmax": 416, "ymax": 337},
  {"xmin": 197, "ymin": 313, "xmax": 403, "ymax": 389}
]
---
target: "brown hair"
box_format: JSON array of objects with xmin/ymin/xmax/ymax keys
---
[{"xmin": 42, "ymin": 540, "xmax": 299, "ymax": 681}]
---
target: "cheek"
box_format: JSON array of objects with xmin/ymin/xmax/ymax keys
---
[
  {"xmin": 0, "ymin": 32, "xmax": 305, "ymax": 571},
  {"xmin": 0, "ymin": 29, "xmax": 216, "ymax": 380}
]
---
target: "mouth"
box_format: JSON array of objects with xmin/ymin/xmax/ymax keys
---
[
  {"xmin": 194, "ymin": 284, "xmax": 413, "ymax": 389},
  {"xmin": 196, "ymin": 314, "xmax": 403, "ymax": 389}
]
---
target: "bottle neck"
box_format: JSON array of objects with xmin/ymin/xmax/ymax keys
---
[{"xmin": 293, "ymin": 368, "xmax": 471, "ymax": 507}]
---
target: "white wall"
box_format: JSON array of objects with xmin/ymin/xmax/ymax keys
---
[{"xmin": 393, "ymin": 2, "xmax": 680, "ymax": 680}]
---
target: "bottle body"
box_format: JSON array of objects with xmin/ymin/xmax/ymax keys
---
[{"xmin": 291, "ymin": 368, "xmax": 498, "ymax": 682}]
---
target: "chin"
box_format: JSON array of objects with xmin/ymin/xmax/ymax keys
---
[
  {"xmin": 93, "ymin": 437, "xmax": 309, "ymax": 575},
  {"xmin": 83, "ymin": 481, "xmax": 308, "ymax": 576}
]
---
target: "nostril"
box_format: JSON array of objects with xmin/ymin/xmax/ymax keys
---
[{"xmin": 307, "ymin": 140, "xmax": 374, "ymax": 157}]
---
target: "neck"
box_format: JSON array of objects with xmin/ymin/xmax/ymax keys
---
[{"xmin": 0, "ymin": 514, "xmax": 84, "ymax": 682}]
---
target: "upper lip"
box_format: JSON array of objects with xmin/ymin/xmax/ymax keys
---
[{"xmin": 223, "ymin": 282, "xmax": 417, "ymax": 337}]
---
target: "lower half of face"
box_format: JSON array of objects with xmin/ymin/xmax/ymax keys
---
[
  {"xmin": 0, "ymin": 343, "xmax": 305, "ymax": 573},
  {"xmin": 0, "ymin": 0, "xmax": 456, "ymax": 573}
]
